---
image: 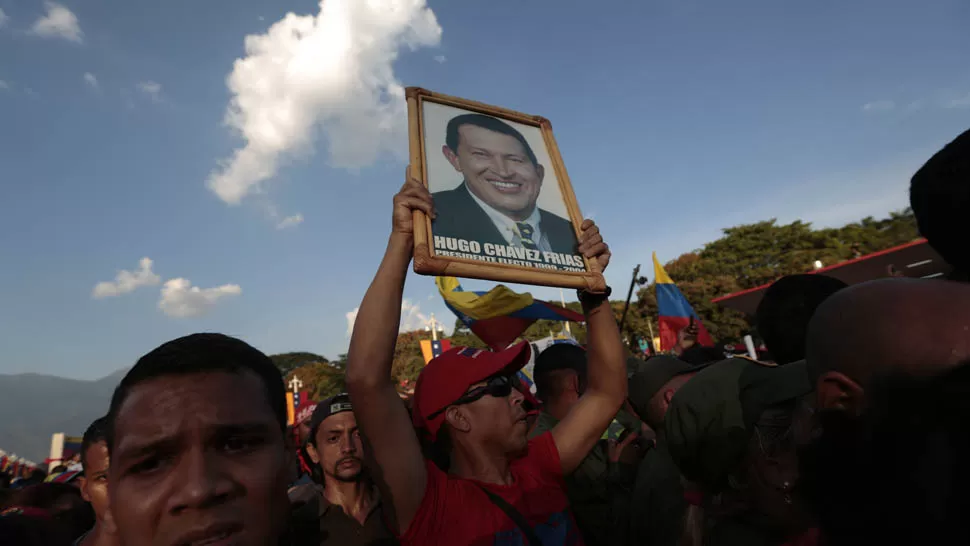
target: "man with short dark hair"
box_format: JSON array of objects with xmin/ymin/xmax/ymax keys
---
[
  {"xmin": 76, "ymin": 416, "xmax": 118, "ymax": 546},
  {"xmin": 806, "ymin": 278, "xmax": 970, "ymax": 415},
  {"xmin": 627, "ymin": 356, "xmax": 702, "ymax": 546},
  {"xmin": 432, "ymin": 113, "xmax": 578, "ymax": 256},
  {"xmin": 910, "ymin": 127, "xmax": 970, "ymax": 280},
  {"xmin": 346, "ymin": 170, "xmax": 625, "ymax": 545},
  {"xmin": 292, "ymin": 393, "xmax": 396, "ymax": 545},
  {"xmin": 105, "ymin": 333, "xmax": 299, "ymax": 546},
  {"xmin": 530, "ymin": 343, "xmax": 638, "ymax": 546}
]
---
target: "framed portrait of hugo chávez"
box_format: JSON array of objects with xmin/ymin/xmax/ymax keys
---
[{"xmin": 405, "ymin": 87, "xmax": 606, "ymax": 291}]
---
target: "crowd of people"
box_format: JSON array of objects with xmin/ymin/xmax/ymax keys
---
[{"xmin": 2, "ymin": 125, "xmax": 969, "ymax": 546}]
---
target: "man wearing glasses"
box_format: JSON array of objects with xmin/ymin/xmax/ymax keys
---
[{"xmin": 345, "ymin": 168, "xmax": 626, "ymax": 546}]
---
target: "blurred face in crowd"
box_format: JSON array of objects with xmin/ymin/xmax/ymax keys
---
[
  {"xmin": 307, "ymin": 412, "xmax": 364, "ymax": 483},
  {"xmin": 297, "ymin": 420, "xmax": 312, "ymax": 446},
  {"xmin": 446, "ymin": 375, "xmax": 530, "ymax": 457},
  {"xmin": 443, "ymin": 124, "xmax": 544, "ymax": 222},
  {"xmin": 80, "ymin": 440, "xmax": 110, "ymax": 523},
  {"xmin": 108, "ymin": 371, "xmax": 291, "ymax": 546}
]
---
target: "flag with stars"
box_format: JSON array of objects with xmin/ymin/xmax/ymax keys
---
[
  {"xmin": 420, "ymin": 339, "xmax": 452, "ymax": 365},
  {"xmin": 436, "ymin": 276, "xmax": 584, "ymax": 351}
]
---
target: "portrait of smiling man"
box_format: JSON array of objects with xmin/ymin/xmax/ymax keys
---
[
  {"xmin": 430, "ymin": 112, "xmax": 580, "ymax": 257},
  {"xmin": 104, "ymin": 333, "xmax": 302, "ymax": 546}
]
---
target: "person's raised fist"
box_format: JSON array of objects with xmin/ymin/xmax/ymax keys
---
[
  {"xmin": 577, "ymin": 219, "xmax": 611, "ymax": 272},
  {"xmin": 392, "ymin": 166, "xmax": 435, "ymax": 236}
]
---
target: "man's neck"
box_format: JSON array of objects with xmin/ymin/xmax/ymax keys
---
[
  {"xmin": 323, "ymin": 477, "xmax": 374, "ymax": 524},
  {"xmin": 449, "ymin": 441, "xmax": 514, "ymax": 485},
  {"xmin": 544, "ymin": 398, "xmax": 573, "ymax": 422},
  {"xmin": 82, "ymin": 523, "xmax": 119, "ymax": 546}
]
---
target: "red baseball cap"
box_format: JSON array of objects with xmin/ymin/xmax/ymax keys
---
[
  {"xmin": 413, "ymin": 342, "xmax": 532, "ymax": 441},
  {"xmin": 295, "ymin": 402, "xmax": 318, "ymax": 426}
]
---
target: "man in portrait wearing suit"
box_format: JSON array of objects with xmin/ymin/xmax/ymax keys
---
[{"xmin": 431, "ymin": 113, "xmax": 579, "ymax": 256}]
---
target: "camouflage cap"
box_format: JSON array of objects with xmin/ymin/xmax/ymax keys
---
[{"xmin": 665, "ymin": 358, "xmax": 812, "ymax": 493}]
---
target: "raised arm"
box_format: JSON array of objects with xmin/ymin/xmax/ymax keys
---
[
  {"xmin": 552, "ymin": 221, "xmax": 628, "ymax": 474},
  {"xmin": 345, "ymin": 168, "xmax": 433, "ymax": 534}
]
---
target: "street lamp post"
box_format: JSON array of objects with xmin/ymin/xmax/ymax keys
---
[{"xmin": 425, "ymin": 313, "xmax": 444, "ymax": 341}]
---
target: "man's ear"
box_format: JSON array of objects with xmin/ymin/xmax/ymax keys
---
[
  {"xmin": 660, "ymin": 388, "xmax": 676, "ymax": 415},
  {"xmin": 817, "ymin": 371, "xmax": 865, "ymax": 415},
  {"xmin": 306, "ymin": 442, "xmax": 321, "ymax": 465},
  {"xmin": 442, "ymin": 145, "xmax": 462, "ymax": 172},
  {"xmin": 536, "ymin": 163, "xmax": 544, "ymax": 185},
  {"xmin": 569, "ymin": 372, "xmax": 580, "ymax": 396},
  {"xmin": 445, "ymin": 406, "xmax": 471, "ymax": 433}
]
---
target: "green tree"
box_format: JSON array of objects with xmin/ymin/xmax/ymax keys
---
[
  {"xmin": 284, "ymin": 361, "xmax": 345, "ymax": 402},
  {"xmin": 271, "ymin": 352, "xmax": 329, "ymax": 376},
  {"xmin": 626, "ymin": 208, "xmax": 920, "ymax": 345}
]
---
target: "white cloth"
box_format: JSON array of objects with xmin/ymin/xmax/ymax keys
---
[{"xmin": 465, "ymin": 185, "xmax": 552, "ymax": 252}]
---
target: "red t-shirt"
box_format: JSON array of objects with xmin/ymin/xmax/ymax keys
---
[{"xmin": 400, "ymin": 431, "xmax": 585, "ymax": 546}]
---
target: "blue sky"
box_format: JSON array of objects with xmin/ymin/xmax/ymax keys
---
[{"xmin": 1, "ymin": 0, "xmax": 969, "ymax": 380}]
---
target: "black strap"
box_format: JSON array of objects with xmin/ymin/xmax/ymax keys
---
[{"xmin": 476, "ymin": 484, "xmax": 544, "ymax": 546}]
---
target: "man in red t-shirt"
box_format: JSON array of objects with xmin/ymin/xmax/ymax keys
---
[{"xmin": 345, "ymin": 169, "xmax": 627, "ymax": 546}]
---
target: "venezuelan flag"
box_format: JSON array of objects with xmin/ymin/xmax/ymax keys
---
[
  {"xmin": 419, "ymin": 338, "xmax": 452, "ymax": 364},
  {"xmin": 653, "ymin": 253, "xmax": 714, "ymax": 351},
  {"xmin": 436, "ymin": 277, "xmax": 584, "ymax": 351}
]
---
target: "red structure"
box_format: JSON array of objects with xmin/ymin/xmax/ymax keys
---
[{"xmin": 712, "ymin": 239, "xmax": 950, "ymax": 316}]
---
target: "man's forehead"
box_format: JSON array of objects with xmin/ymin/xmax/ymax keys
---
[
  {"xmin": 458, "ymin": 124, "xmax": 525, "ymax": 149},
  {"xmin": 321, "ymin": 411, "xmax": 358, "ymax": 430},
  {"xmin": 114, "ymin": 372, "xmax": 275, "ymax": 438}
]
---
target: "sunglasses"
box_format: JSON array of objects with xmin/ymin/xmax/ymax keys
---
[{"xmin": 427, "ymin": 375, "xmax": 514, "ymax": 420}]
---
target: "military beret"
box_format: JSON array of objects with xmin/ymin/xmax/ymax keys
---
[{"xmin": 627, "ymin": 355, "xmax": 696, "ymax": 419}]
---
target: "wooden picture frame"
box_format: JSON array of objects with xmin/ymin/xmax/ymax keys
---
[{"xmin": 406, "ymin": 87, "xmax": 606, "ymax": 291}]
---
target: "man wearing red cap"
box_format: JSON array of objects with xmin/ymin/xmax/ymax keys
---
[{"xmin": 345, "ymin": 169, "xmax": 627, "ymax": 545}]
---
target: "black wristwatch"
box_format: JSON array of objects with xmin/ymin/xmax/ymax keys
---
[{"xmin": 577, "ymin": 286, "xmax": 612, "ymax": 307}]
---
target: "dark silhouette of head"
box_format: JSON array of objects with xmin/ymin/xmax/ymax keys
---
[
  {"xmin": 910, "ymin": 127, "xmax": 970, "ymax": 275},
  {"xmin": 757, "ymin": 274, "xmax": 848, "ymax": 365}
]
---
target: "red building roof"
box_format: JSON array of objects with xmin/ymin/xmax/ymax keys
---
[{"xmin": 711, "ymin": 239, "xmax": 950, "ymax": 316}]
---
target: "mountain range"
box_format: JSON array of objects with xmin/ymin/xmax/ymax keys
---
[{"xmin": 0, "ymin": 369, "xmax": 127, "ymax": 463}]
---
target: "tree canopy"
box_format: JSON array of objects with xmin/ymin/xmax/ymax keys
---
[
  {"xmin": 623, "ymin": 208, "xmax": 920, "ymax": 345},
  {"xmin": 271, "ymin": 352, "xmax": 329, "ymax": 376}
]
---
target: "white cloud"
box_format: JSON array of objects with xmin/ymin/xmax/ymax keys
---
[
  {"xmin": 158, "ymin": 278, "xmax": 242, "ymax": 318},
  {"xmin": 0, "ymin": 8, "xmax": 9, "ymax": 28},
  {"xmin": 434, "ymin": 55, "xmax": 446, "ymax": 63},
  {"xmin": 400, "ymin": 299, "xmax": 429, "ymax": 332},
  {"xmin": 207, "ymin": 0, "xmax": 442, "ymax": 205},
  {"xmin": 0, "ymin": 80, "xmax": 9, "ymax": 91},
  {"xmin": 30, "ymin": 2, "xmax": 83, "ymax": 43},
  {"xmin": 345, "ymin": 308, "xmax": 359, "ymax": 338},
  {"xmin": 862, "ymin": 100, "xmax": 894, "ymax": 112},
  {"xmin": 275, "ymin": 213, "xmax": 304, "ymax": 229},
  {"xmin": 136, "ymin": 81, "xmax": 162, "ymax": 103},
  {"xmin": 83, "ymin": 72, "xmax": 98, "ymax": 90},
  {"xmin": 92, "ymin": 257, "xmax": 161, "ymax": 299},
  {"xmin": 943, "ymin": 93, "xmax": 970, "ymax": 109}
]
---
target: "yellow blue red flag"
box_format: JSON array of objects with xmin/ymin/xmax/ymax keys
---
[
  {"xmin": 436, "ymin": 277, "xmax": 584, "ymax": 351},
  {"xmin": 653, "ymin": 253, "xmax": 714, "ymax": 351}
]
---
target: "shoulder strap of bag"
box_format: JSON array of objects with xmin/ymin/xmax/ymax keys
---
[{"xmin": 475, "ymin": 484, "xmax": 544, "ymax": 546}]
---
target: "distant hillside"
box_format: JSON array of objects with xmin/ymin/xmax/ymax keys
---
[{"xmin": 0, "ymin": 369, "xmax": 127, "ymax": 462}]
